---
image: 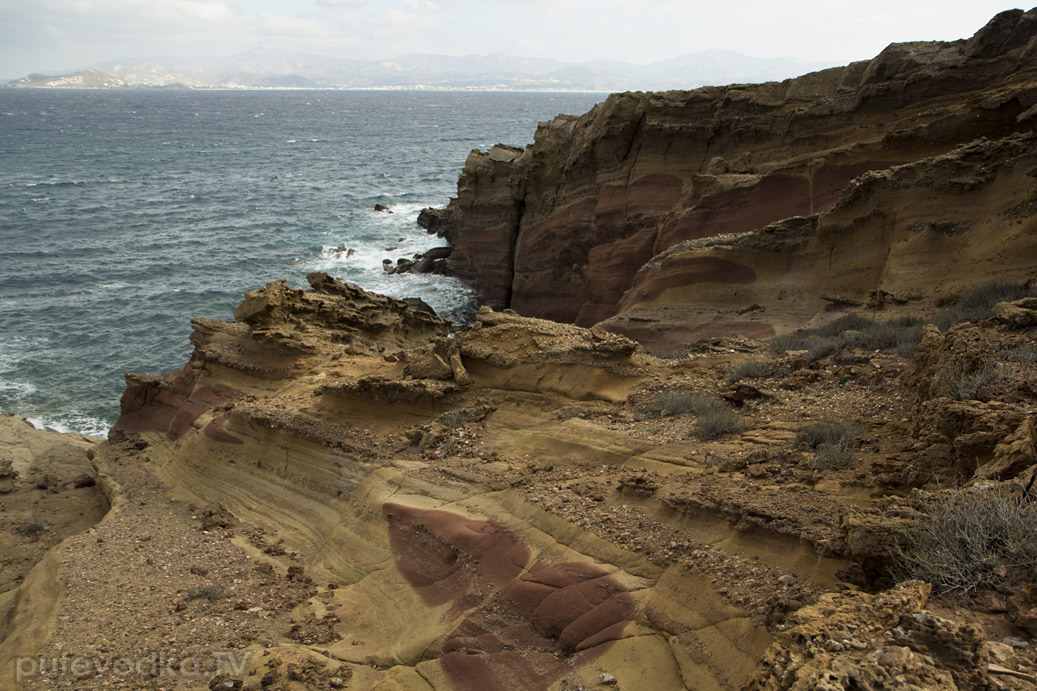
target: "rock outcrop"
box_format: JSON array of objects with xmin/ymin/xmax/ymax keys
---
[
  {"xmin": 5, "ymin": 254, "xmax": 1037, "ymax": 689},
  {"xmin": 424, "ymin": 9, "xmax": 1037, "ymax": 346},
  {"xmin": 8, "ymin": 11, "xmax": 1037, "ymax": 691}
]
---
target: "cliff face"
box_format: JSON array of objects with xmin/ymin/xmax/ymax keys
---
[
  {"xmin": 6, "ymin": 272, "xmax": 1037, "ymax": 688},
  {"xmin": 7, "ymin": 12, "xmax": 1037, "ymax": 691},
  {"xmin": 427, "ymin": 9, "xmax": 1037, "ymax": 344}
]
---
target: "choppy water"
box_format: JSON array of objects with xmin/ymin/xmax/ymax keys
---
[{"xmin": 0, "ymin": 89, "xmax": 603, "ymax": 435}]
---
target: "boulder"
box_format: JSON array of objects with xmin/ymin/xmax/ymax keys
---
[
  {"xmin": 990, "ymin": 298, "xmax": 1037, "ymax": 329},
  {"xmin": 973, "ymin": 418, "xmax": 1037, "ymax": 481}
]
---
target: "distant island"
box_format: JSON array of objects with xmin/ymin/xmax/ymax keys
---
[{"xmin": 2, "ymin": 47, "xmax": 839, "ymax": 92}]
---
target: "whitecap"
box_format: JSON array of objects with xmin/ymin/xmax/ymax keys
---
[
  {"xmin": 25, "ymin": 413, "xmax": 110, "ymax": 438},
  {"xmin": 0, "ymin": 380, "xmax": 37, "ymax": 398}
]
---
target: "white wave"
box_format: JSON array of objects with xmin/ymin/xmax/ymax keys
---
[
  {"xmin": 25, "ymin": 413, "xmax": 110, "ymax": 438},
  {"xmin": 0, "ymin": 379, "xmax": 37, "ymax": 398}
]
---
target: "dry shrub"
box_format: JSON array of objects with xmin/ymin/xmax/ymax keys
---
[
  {"xmin": 938, "ymin": 360, "xmax": 1010, "ymax": 401},
  {"xmin": 933, "ymin": 282, "xmax": 1036, "ymax": 331},
  {"xmin": 797, "ymin": 419, "xmax": 864, "ymax": 469},
  {"xmin": 637, "ymin": 391, "xmax": 704, "ymax": 419},
  {"xmin": 691, "ymin": 398, "xmax": 745, "ymax": 441},
  {"xmin": 725, "ymin": 360, "xmax": 767, "ymax": 384},
  {"xmin": 796, "ymin": 420, "xmax": 863, "ymax": 449},
  {"xmin": 892, "ymin": 488, "xmax": 1037, "ymax": 594}
]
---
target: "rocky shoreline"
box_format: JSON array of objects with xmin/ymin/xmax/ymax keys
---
[
  {"xmin": 418, "ymin": 9, "xmax": 1037, "ymax": 348},
  {"xmin": 0, "ymin": 272, "xmax": 1035, "ymax": 690},
  {"xmin": 2, "ymin": 9, "xmax": 1037, "ymax": 691}
]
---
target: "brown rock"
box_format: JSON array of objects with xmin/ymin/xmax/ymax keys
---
[
  {"xmin": 990, "ymin": 298, "xmax": 1037, "ymax": 329},
  {"xmin": 974, "ymin": 418, "xmax": 1037, "ymax": 481},
  {"xmin": 425, "ymin": 17, "xmax": 1037, "ymax": 346}
]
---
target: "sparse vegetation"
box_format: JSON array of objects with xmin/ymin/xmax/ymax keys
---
[
  {"xmin": 938, "ymin": 360, "xmax": 1010, "ymax": 401},
  {"xmin": 725, "ymin": 360, "xmax": 767, "ymax": 384},
  {"xmin": 932, "ymin": 282, "xmax": 1036, "ymax": 331},
  {"xmin": 804, "ymin": 336, "xmax": 842, "ymax": 363},
  {"xmin": 185, "ymin": 585, "xmax": 225, "ymax": 602},
  {"xmin": 797, "ymin": 420, "xmax": 864, "ymax": 449},
  {"xmin": 636, "ymin": 391, "xmax": 705, "ymax": 419},
  {"xmin": 1003, "ymin": 342, "xmax": 1037, "ymax": 367},
  {"xmin": 19, "ymin": 522, "xmax": 45, "ymax": 537},
  {"xmin": 691, "ymin": 398, "xmax": 746, "ymax": 441},
  {"xmin": 766, "ymin": 281, "xmax": 1036, "ymax": 363},
  {"xmin": 892, "ymin": 488, "xmax": 1037, "ymax": 594},
  {"xmin": 810, "ymin": 442, "xmax": 856, "ymax": 469},
  {"xmin": 769, "ymin": 314, "xmax": 924, "ymax": 361},
  {"xmin": 797, "ymin": 419, "xmax": 863, "ymax": 469}
]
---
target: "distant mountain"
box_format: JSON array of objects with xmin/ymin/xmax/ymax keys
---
[
  {"xmin": 4, "ymin": 49, "xmax": 841, "ymax": 91},
  {"xmin": 7, "ymin": 68, "xmax": 132, "ymax": 89}
]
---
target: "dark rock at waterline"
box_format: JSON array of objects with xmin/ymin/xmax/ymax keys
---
[
  {"xmin": 384, "ymin": 247, "xmax": 453, "ymax": 275},
  {"xmin": 412, "ymin": 247, "xmax": 452, "ymax": 274},
  {"xmin": 374, "ymin": 204, "xmax": 392, "ymax": 213},
  {"xmin": 403, "ymin": 298, "xmax": 437, "ymax": 315},
  {"xmin": 417, "ymin": 207, "xmax": 445, "ymax": 233}
]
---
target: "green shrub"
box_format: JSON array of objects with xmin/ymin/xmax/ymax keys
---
[{"xmin": 892, "ymin": 488, "xmax": 1037, "ymax": 594}]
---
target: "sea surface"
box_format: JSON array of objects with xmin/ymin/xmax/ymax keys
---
[{"xmin": 0, "ymin": 89, "xmax": 604, "ymax": 435}]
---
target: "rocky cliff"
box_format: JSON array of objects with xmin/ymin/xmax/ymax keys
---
[
  {"xmin": 3, "ymin": 270, "xmax": 1036, "ymax": 690},
  {"xmin": 424, "ymin": 9, "xmax": 1037, "ymax": 346},
  {"xmin": 5, "ymin": 10, "xmax": 1037, "ymax": 691}
]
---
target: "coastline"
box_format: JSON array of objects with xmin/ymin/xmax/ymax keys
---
[{"xmin": 2, "ymin": 10, "xmax": 1037, "ymax": 689}]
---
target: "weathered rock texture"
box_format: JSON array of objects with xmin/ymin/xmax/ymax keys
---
[
  {"xmin": 5, "ymin": 261, "xmax": 1037, "ymax": 689},
  {"xmin": 8, "ymin": 12, "xmax": 1037, "ymax": 691},
  {"xmin": 425, "ymin": 9, "xmax": 1037, "ymax": 345}
]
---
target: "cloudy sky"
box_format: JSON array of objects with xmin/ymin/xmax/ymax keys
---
[{"xmin": 0, "ymin": 0, "xmax": 1027, "ymax": 77}]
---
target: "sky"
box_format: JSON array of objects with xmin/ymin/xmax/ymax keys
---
[{"xmin": 0, "ymin": 0, "xmax": 1029, "ymax": 77}]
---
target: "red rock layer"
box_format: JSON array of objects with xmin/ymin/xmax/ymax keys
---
[{"xmin": 426, "ymin": 9, "xmax": 1037, "ymax": 341}]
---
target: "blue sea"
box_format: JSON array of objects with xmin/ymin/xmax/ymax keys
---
[{"xmin": 0, "ymin": 89, "xmax": 603, "ymax": 435}]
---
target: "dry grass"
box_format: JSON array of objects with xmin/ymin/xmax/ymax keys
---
[
  {"xmin": 636, "ymin": 391, "xmax": 705, "ymax": 420},
  {"xmin": 892, "ymin": 488, "xmax": 1037, "ymax": 594},
  {"xmin": 725, "ymin": 360, "xmax": 767, "ymax": 384},
  {"xmin": 797, "ymin": 419, "xmax": 863, "ymax": 469},
  {"xmin": 938, "ymin": 360, "xmax": 1011, "ymax": 401},
  {"xmin": 796, "ymin": 420, "xmax": 863, "ymax": 449},
  {"xmin": 691, "ymin": 398, "xmax": 746, "ymax": 441}
]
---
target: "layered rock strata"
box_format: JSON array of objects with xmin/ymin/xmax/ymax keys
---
[
  {"xmin": 3, "ymin": 277, "xmax": 1035, "ymax": 689},
  {"xmin": 423, "ymin": 9, "xmax": 1037, "ymax": 346}
]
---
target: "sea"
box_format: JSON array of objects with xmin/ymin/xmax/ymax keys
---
[{"xmin": 0, "ymin": 89, "xmax": 604, "ymax": 436}]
